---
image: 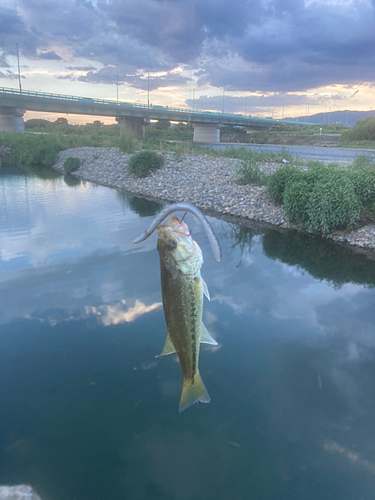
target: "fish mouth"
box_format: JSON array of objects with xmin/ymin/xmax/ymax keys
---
[{"xmin": 157, "ymin": 216, "xmax": 191, "ymax": 241}]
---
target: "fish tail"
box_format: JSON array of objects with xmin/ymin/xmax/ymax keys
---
[{"xmin": 178, "ymin": 371, "xmax": 211, "ymax": 413}]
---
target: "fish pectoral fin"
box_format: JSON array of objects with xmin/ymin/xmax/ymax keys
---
[
  {"xmin": 200, "ymin": 323, "xmax": 218, "ymax": 346},
  {"xmin": 179, "ymin": 371, "xmax": 211, "ymax": 413},
  {"xmin": 157, "ymin": 331, "xmax": 177, "ymax": 357},
  {"xmin": 202, "ymin": 278, "xmax": 210, "ymax": 301}
]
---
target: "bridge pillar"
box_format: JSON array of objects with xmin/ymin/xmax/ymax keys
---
[
  {"xmin": 192, "ymin": 123, "xmax": 220, "ymax": 143},
  {"xmin": 0, "ymin": 107, "xmax": 25, "ymax": 133},
  {"xmin": 116, "ymin": 116, "xmax": 145, "ymax": 138}
]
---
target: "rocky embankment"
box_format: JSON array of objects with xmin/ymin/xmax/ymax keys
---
[{"xmin": 53, "ymin": 147, "xmax": 375, "ymax": 253}]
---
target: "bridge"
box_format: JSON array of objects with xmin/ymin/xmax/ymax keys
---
[{"xmin": 0, "ymin": 86, "xmax": 310, "ymax": 143}]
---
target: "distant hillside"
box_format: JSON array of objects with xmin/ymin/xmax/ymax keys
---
[{"xmin": 283, "ymin": 110, "xmax": 375, "ymax": 127}]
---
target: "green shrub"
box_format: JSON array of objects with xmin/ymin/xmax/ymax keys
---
[
  {"xmin": 128, "ymin": 150, "xmax": 164, "ymax": 178},
  {"xmin": 63, "ymin": 157, "xmax": 81, "ymax": 173},
  {"xmin": 307, "ymin": 171, "xmax": 361, "ymax": 234},
  {"xmin": 283, "ymin": 179, "xmax": 312, "ymax": 226},
  {"xmin": 117, "ymin": 135, "xmax": 135, "ymax": 154},
  {"xmin": 0, "ymin": 133, "xmax": 64, "ymax": 168},
  {"xmin": 269, "ymin": 163, "xmax": 366, "ymax": 233},
  {"xmin": 267, "ymin": 166, "xmax": 302, "ymax": 204},
  {"xmin": 348, "ymin": 168, "xmax": 375, "ymax": 207},
  {"xmin": 236, "ymin": 158, "xmax": 266, "ymax": 185}
]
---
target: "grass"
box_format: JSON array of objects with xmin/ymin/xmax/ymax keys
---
[
  {"xmin": 338, "ymin": 140, "xmax": 375, "ymax": 149},
  {"xmin": 128, "ymin": 150, "xmax": 164, "ymax": 178},
  {"xmin": 2, "ymin": 124, "xmax": 375, "ymax": 235},
  {"xmin": 232, "ymin": 150, "xmax": 375, "ymax": 234},
  {"xmin": 266, "ymin": 162, "xmax": 375, "ymax": 234}
]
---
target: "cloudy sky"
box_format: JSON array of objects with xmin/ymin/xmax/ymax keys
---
[{"xmin": 1, "ymin": 0, "xmax": 375, "ymax": 123}]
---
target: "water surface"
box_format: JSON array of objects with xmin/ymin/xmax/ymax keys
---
[{"xmin": 1, "ymin": 166, "xmax": 375, "ymax": 500}]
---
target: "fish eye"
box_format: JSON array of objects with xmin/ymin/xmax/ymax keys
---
[{"xmin": 169, "ymin": 239, "xmax": 177, "ymax": 249}]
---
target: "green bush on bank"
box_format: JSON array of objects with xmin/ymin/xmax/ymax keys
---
[
  {"xmin": 128, "ymin": 150, "xmax": 164, "ymax": 178},
  {"xmin": 348, "ymin": 168, "xmax": 375, "ymax": 208},
  {"xmin": 283, "ymin": 178, "xmax": 312, "ymax": 225},
  {"xmin": 63, "ymin": 157, "xmax": 81, "ymax": 174},
  {"xmin": 266, "ymin": 166, "xmax": 302, "ymax": 204},
  {"xmin": 0, "ymin": 132, "xmax": 65, "ymax": 167},
  {"xmin": 307, "ymin": 171, "xmax": 361, "ymax": 233},
  {"xmin": 267, "ymin": 163, "xmax": 375, "ymax": 234}
]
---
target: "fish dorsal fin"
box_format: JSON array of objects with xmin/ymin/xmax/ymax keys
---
[
  {"xmin": 200, "ymin": 323, "xmax": 218, "ymax": 345},
  {"xmin": 157, "ymin": 331, "xmax": 177, "ymax": 357},
  {"xmin": 202, "ymin": 278, "xmax": 210, "ymax": 301}
]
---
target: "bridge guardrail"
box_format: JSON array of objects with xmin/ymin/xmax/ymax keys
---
[{"xmin": 0, "ymin": 86, "xmax": 310, "ymax": 125}]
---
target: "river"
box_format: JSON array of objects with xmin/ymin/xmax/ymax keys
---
[{"xmin": 1, "ymin": 166, "xmax": 375, "ymax": 500}]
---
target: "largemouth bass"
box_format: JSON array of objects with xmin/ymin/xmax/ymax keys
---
[
  {"xmin": 157, "ymin": 216, "xmax": 218, "ymax": 412},
  {"xmin": 133, "ymin": 202, "xmax": 221, "ymax": 412}
]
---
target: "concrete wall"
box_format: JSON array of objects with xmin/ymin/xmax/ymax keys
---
[
  {"xmin": 192, "ymin": 123, "xmax": 220, "ymax": 143},
  {"xmin": 116, "ymin": 116, "xmax": 145, "ymax": 138},
  {"xmin": 0, "ymin": 107, "xmax": 25, "ymax": 133}
]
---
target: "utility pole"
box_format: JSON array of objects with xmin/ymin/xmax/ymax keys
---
[
  {"xmin": 16, "ymin": 43, "xmax": 22, "ymax": 93},
  {"xmin": 116, "ymin": 75, "xmax": 119, "ymax": 103},
  {"xmin": 147, "ymin": 72, "xmax": 150, "ymax": 108}
]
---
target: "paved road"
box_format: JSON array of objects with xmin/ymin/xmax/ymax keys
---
[{"xmin": 211, "ymin": 143, "xmax": 375, "ymax": 162}]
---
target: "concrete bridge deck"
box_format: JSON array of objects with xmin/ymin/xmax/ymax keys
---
[{"xmin": 0, "ymin": 87, "xmax": 312, "ymax": 142}]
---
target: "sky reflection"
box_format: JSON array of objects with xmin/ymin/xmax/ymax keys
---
[{"xmin": 1, "ymin": 167, "xmax": 375, "ymax": 499}]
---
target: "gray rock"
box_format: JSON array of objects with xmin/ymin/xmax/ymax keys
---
[{"xmin": 53, "ymin": 147, "xmax": 375, "ymax": 253}]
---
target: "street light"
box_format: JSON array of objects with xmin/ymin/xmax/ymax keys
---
[
  {"xmin": 147, "ymin": 72, "xmax": 150, "ymax": 108},
  {"xmin": 16, "ymin": 43, "xmax": 22, "ymax": 93}
]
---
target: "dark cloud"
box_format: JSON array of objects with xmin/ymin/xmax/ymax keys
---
[
  {"xmin": 57, "ymin": 75, "xmax": 76, "ymax": 80},
  {"xmin": 38, "ymin": 51, "xmax": 62, "ymax": 60},
  {"xmin": 77, "ymin": 65, "xmax": 191, "ymax": 89},
  {"xmin": 0, "ymin": 70, "xmax": 20, "ymax": 80},
  {"xmin": 0, "ymin": 6, "xmax": 39, "ymax": 56},
  {"xmin": 0, "ymin": 0, "xmax": 374, "ymax": 94},
  {"xmin": 0, "ymin": 53, "xmax": 9, "ymax": 68},
  {"xmin": 196, "ymin": 0, "xmax": 375, "ymax": 91},
  {"xmin": 66, "ymin": 65, "xmax": 97, "ymax": 71}
]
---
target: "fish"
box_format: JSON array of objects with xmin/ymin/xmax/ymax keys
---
[
  {"xmin": 157, "ymin": 216, "xmax": 217, "ymax": 412},
  {"xmin": 133, "ymin": 202, "xmax": 221, "ymax": 412}
]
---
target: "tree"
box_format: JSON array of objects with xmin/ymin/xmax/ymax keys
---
[
  {"xmin": 154, "ymin": 120, "xmax": 171, "ymax": 130},
  {"xmin": 25, "ymin": 118, "xmax": 51, "ymax": 129},
  {"xmin": 54, "ymin": 117, "xmax": 69, "ymax": 126}
]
